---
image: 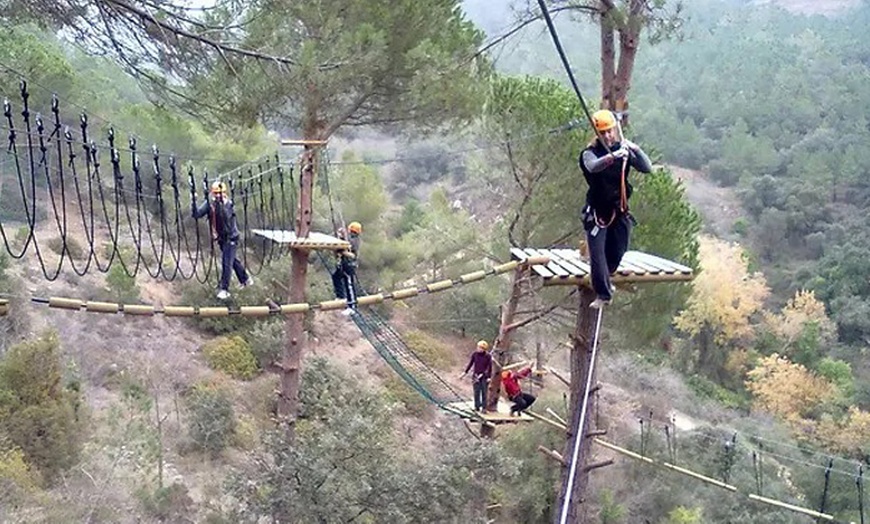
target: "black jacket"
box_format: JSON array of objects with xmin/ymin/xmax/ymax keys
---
[
  {"xmin": 578, "ymin": 141, "xmax": 651, "ymax": 218},
  {"xmin": 192, "ymin": 198, "xmax": 240, "ymax": 243}
]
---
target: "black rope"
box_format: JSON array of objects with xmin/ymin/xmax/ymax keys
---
[
  {"xmin": 535, "ymin": 0, "xmax": 605, "ymax": 144},
  {"xmin": 818, "ymin": 458, "xmax": 833, "ymax": 523}
]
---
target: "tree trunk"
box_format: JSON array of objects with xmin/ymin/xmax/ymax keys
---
[
  {"xmin": 278, "ymin": 138, "xmax": 318, "ymax": 443},
  {"xmin": 482, "ymin": 264, "xmax": 528, "ymax": 437},
  {"xmin": 555, "ymin": 286, "xmax": 598, "ymax": 524},
  {"xmin": 599, "ymin": 4, "xmax": 616, "ymax": 110},
  {"xmin": 611, "ymin": 0, "xmax": 644, "ymax": 125}
]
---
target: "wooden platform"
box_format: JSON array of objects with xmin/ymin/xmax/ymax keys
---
[
  {"xmin": 510, "ymin": 248, "xmax": 693, "ymax": 286},
  {"xmin": 445, "ymin": 400, "xmax": 535, "ymax": 424},
  {"xmin": 252, "ymin": 229, "xmax": 351, "ymax": 250}
]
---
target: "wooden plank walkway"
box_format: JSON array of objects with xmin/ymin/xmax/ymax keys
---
[
  {"xmin": 445, "ymin": 400, "xmax": 535, "ymax": 424},
  {"xmin": 510, "ymin": 249, "xmax": 693, "ymax": 286},
  {"xmin": 252, "ymin": 229, "xmax": 351, "ymax": 251}
]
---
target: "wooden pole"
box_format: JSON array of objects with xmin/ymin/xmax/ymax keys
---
[
  {"xmin": 554, "ymin": 286, "xmax": 598, "ymax": 523},
  {"xmin": 482, "ymin": 265, "xmax": 529, "ymax": 437},
  {"xmin": 278, "ymin": 143, "xmax": 319, "ymax": 442}
]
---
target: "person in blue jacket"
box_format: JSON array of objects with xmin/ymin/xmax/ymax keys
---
[{"xmin": 192, "ymin": 181, "xmax": 252, "ymax": 299}]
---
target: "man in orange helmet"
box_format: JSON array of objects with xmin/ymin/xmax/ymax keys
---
[
  {"xmin": 333, "ymin": 221, "xmax": 362, "ymax": 309},
  {"xmin": 192, "ymin": 180, "xmax": 252, "ymax": 300},
  {"xmin": 579, "ymin": 110, "xmax": 652, "ymax": 309}
]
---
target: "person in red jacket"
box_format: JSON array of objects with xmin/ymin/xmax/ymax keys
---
[{"xmin": 501, "ymin": 366, "xmax": 535, "ymax": 415}]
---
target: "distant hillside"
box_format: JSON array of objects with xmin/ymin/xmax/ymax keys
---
[{"xmin": 757, "ymin": 0, "xmax": 860, "ymax": 15}]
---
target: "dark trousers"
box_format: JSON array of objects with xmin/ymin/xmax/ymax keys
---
[
  {"xmin": 332, "ymin": 260, "xmax": 357, "ymax": 305},
  {"xmin": 219, "ymin": 240, "xmax": 248, "ymax": 291},
  {"xmin": 510, "ymin": 392, "xmax": 536, "ymax": 414},
  {"xmin": 472, "ymin": 377, "xmax": 489, "ymax": 411},
  {"xmin": 585, "ymin": 213, "xmax": 631, "ymax": 300}
]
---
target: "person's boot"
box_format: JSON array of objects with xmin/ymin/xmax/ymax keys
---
[{"xmin": 589, "ymin": 297, "xmax": 612, "ymax": 309}]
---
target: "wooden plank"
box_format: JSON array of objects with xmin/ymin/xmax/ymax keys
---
[
  {"xmin": 280, "ymin": 139, "xmax": 328, "ymax": 146},
  {"xmin": 510, "ymin": 247, "xmax": 530, "ymax": 262},
  {"xmin": 446, "ymin": 400, "xmax": 534, "ymax": 423},
  {"xmin": 624, "ymin": 251, "xmax": 678, "ymax": 274},
  {"xmin": 529, "ymin": 248, "xmax": 569, "ymax": 278},
  {"xmin": 630, "ymin": 251, "xmax": 692, "ymax": 274},
  {"xmin": 251, "ymin": 229, "xmax": 350, "ymax": 250},
  {"xmin": 616, "ymin": 255, "xmax": 659, "ymax": 275},
  {"xmin": 529, "ymin": 260, "xmax": 555, "ymax": 279},
  {"xmin": 552, "ymin": 249, "xmax": 591, "ymax": 276},
  {"xmin": 541, "ymin": 272, "xmax": 693, "ymax": 287},
  {"xmin": 546, "ymin": 250, "xmax": 588, "ymax": 277}
]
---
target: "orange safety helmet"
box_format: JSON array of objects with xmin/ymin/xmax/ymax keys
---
[
  {"xmin": 477, "ymin": 340, "xmax": 489, "ymax": 350},
  {"xmin": 591, "ymin": 109, "xmax": 617, "ymax": 132},
  {"xmin": 348, "ymin": 221, "xmax": 362, "ymax": 234},
  {"xmin": 210, "ymin": 180, "xmax": 228, "ymax": 196}
]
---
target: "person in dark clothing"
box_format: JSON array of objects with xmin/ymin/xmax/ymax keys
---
[
  {"xmin": 502, "ymin": 366, "xmax": 535, "ymax": 415},
  {"xmin": 192, "ymin": 181, "xmax": 251, "ymax": 300},
  {"xmin": 578, "ymin": 110, "xmax": 653, "ymax": 309},
  {"xmin": 461, "ymin": 340, "xmax": 493, "ymax": 412},
  {"xmin": 333, "ymin": 221, "xmax": 362, "ymax": 310}
]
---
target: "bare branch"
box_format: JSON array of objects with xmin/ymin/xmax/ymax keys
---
[{"xmin": 98, "ymin": 0, "xmax": 300, "ymax": 66}]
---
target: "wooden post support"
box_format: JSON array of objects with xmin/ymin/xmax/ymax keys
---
[
  {"xmin": 526, "ymin": 410, "xmax": 568, "ymax": 432},
  {"xmin": 547, "ymin": 408, "xmax": 568, "ymax": 426},
  {"xmin": 279, "ymin": 142, "xmax": 321, "ymax": 443},
  {"xmin": 545, "ymin": 366, "xmax": 571, "ymax": 387},
  {"xmin": 583, "ymin": 459, "xmax": 614, "ymax": 473},
  {"xmin": 538, "ymin": 445, "xmax": 567, "ymax": 466}
]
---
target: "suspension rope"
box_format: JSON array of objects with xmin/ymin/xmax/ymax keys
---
[
  {"xmin": 535, "ymin": 0, "xmax": 605, "ymax": 145},
  {"xmin": 559, "ymin": 305, "xmax": 604, "ymax": 524}
]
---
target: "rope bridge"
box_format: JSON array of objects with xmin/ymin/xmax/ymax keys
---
[
  {"xmin": 0, "ymin": 81, "xmax": 297, "ymax": 283},
  {"xmin": 350, "ymin": 307, "xmax": 476, "ymax": 419}
]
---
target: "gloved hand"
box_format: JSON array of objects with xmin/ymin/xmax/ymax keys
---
[
  {"xmin": 612, "ymin": 146, "xmax": 630, "ymax": 160},
  {"xmin": 622, "ymin": 138, "xmax": 638, "ymax": 151}
]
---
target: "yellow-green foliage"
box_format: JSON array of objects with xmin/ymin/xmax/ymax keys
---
[
  {"xmin": 232, "ymin": 414, "xmax": 259, "ymax": 449},
  {"xmin": 662, "ymin": 506, "xmax": 703, "ymax": 524},
  {"xmin": 202, "ymin": 336, "xmax": 258, "ymax": 380},
  {"xmin": 402, "ymin": 329, "xmax": 454, "ymax": 369},
  {"xmin": 382, "ymin": 374, "xmax": 430, "ymax": 418},
  {"xmin": 0, "ymin": 445, "xmax": 42, "ymax": 494}
]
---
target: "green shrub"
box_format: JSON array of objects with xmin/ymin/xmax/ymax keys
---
[
  {"xmin": 105, "ymin": 263, "xmax": 140, "ymax": 303},
  {"xmin": 0, "ymin": 444, "xmax": 42, "ymax": 502},
  {"xmin": 381, "ymin": 374, "xmax": 430, "ymax": 418},
  {"xmin": 202, "ymin": 336, "xmax": 258, "ymax": 380},
  {"xmin": 685, "ymin": 375, "xmax": 749, "ymax": 411},
  {"xmin": 186, "ymin": 381, "xmax": 235, "ymax": 455},
  {"xmin": 402, "ymin": 329, "xmax": 454, "ymax": 369},
  {"xmin": 138, "ymin": 482, "xmax": 194, "ymax": 521},
  {"xmin": 0, "ymin": 331, "xmax": 84, "ymax": 482},
  {"xmin": 46, "ymin": 235, "xmax": 84, "ymax": 260},
  {"xmin": 731, "ymin": 217, "xmax": 748, "ymax": 236},
  {"xmin": 247, "ymin": 318, "xmax": 284, "ymax": 368}
]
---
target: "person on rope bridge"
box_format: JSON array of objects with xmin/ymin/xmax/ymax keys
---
[
  {"xmin": 502, "ymin": 366, "xmax": 535, "ymax": 416},
  {"xmin": 192, "ymin": 181, "xmax": 252, "ymax": 300},
  {"xmin": 460, "ymin": 340, "xmax": 492, "ymax": 412},
  {"xmin": 579, "ymin": 109, "xmax": 653, "ymax": 309},
  {"xmin": 332, "ymin": 221, "xmax": 362, "ymax": 311}
]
